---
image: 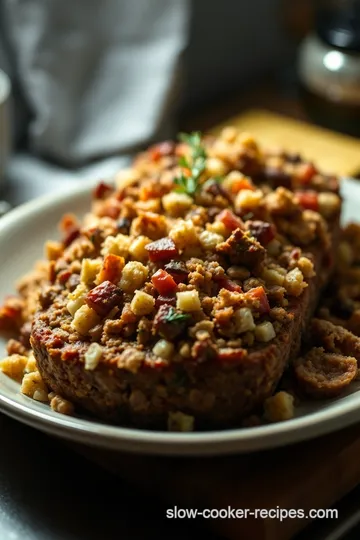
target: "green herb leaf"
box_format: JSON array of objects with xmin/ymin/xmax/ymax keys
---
[
  {"xmin": 173, "ymin": 131, "xmax": 208, "ymax": 198},
  {"xmin": 165, "ymin": 307, "xmax": 191, "ymax": 324}
]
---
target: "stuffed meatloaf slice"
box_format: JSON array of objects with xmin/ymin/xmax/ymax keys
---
[{"xmin": 30, "ymin": 129, "xmax": 341, "ymax": 429}]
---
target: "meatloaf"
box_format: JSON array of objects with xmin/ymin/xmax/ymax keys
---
[{"xmin": 2, "ymin": 128, "xmax": 342, "ymax": 429}]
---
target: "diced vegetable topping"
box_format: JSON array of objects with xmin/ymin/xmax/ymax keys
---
[
  {"xmin": 153, "ymin": 305, "xmax": 191, "ymax": 340},
  {"xmin": 145, "ymin": 237, "xmax": 179, "ymax": 262},
  {"xmin": 230, "ymin": 177, "xmax": 256, "ymax": 193},
  {"xmin": 295, "ymin": 191, "xmax": 319, "ymax": 212},
  {"xmin": 217, "ymin": 278, "xmax": 242, "ymax": 293},
  {"xmin": 246, "ymin": 220, "xmax": 276, "ymax": 246},
  {"xmin": 164, "ymin": 260, "xmax": 189, "ymax": 284},
  {"xmin": 85, "ymin": 281, "xmax": 122, "ymax": 317},
  {"xmin": 245, "ymin": 286, "xmax": 270, "ymax": 314},
  {"xmin": 96, "ymin": 253, "xmax": 125, "ymax": 284},
  {"xmin": 93, "ymin": 181, "xmax": 113, "ymax": 200},
  {"xmin": 215, "ymin": 209, "xmax": 244, "ymax": 231},
  {"xmin": 151, "ymin": 269, "xmax": 178, "ymax": 296},
  {"xmin": 297, "ymin": 163, "xmax": 317, "ymax": 185}
]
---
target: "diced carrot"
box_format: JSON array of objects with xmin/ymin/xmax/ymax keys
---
[
  {"xmin": 97, "ymin": 254, "xmax": 125, "ymax": 284},
  {"xmin": 215, "ymin": 209, "xmax": 244, "ymax": 231},
  {"xmin": 231, "ymin": 177, "xmax": 256, "ymax": 194},
  {"xmin": 151, "ymin": 269, "xmax": 178, "ymax": 296},
  {"xmin": 246, "ymin": 286, "xmax": 270, "ymax": 314}
]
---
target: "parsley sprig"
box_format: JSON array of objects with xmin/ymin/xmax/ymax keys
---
[
  {"xmin": 164, "ymin": 306, "xmax": 191, "ymax": 324},
  {"xmin": 174, "ymin": 132, "xmax": 207, "ymax": 197}
]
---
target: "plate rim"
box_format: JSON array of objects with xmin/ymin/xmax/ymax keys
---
[{"xmin": 1, "ymin": 177, "xmax": 360, "ymax": 456}]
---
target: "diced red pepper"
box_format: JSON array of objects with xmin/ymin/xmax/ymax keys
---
[
  {"xmin": 85, "ymin": 281, "xmax": 123, "ymax": 317},
  {"xmin": 93, "ymin": 181, "xmax": 113, "ymax": 200},
  {"xmin": 145, "ymin": 237, "xmax": 179, "ymax": 262},
  {"xmin": 230, "ymin": 177, "xmax": 256, "ymax": 194},
  {"xmin": 97, "ymin": 254, "xmax": 125, "ymax": 284},
  {"xmin": 151, "ymin": 269, "xmax": 178, "ymax": 296},
  {"xmin": 245, "ymin": 286, "xmax": 270, "ymax": 314},
  {"xmin": 297, "ymin": 163, "xmax": 318, "ymax": 185},
  {"xmin": 218, "ymin": 348, "xmax": 246, "ymax": 363},
  {"xmin": 217, "ymin": 278, "xmax": 242, "ymax": 293},
  {"xmin": 296, "ymin": 191, "xmax": 319, "ymax": 212},
  {"xmin": 215, "ymin": 209, "xmax": 245, "ymax": 231}
]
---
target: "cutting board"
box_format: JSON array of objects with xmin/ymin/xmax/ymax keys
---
[
  {"xmin": 76, "ymin": 110, "xmax": 360, "ymax": 540},
  {"xmin": 210, "ymin": 109, "xmax": 360, "ymax": 178}
]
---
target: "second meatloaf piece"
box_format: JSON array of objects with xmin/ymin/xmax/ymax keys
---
[{"xmin": 30, "ymin": 129, "xmax": 341, "ymax": 429}]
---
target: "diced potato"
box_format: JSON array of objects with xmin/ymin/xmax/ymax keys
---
[
  {"xmin": 152, "ymin": 339, "xmax": 175, "ymax": 360},
  {"xmin": 254, "ymin": 321, "xmax": 276, "ymax": 342},
  {"xmin": 220, "ymin": 126, "xmax": 238, "ymax": 143},
  {"xmin": 267, "ymin": 239, "xmax": 282, "ymax": 257},
  {"xmin": 168, "ymin": 411, "xmax": 195, "ymax": 432},
  {"xmin": 101, "ymin": 234, "xmax": 132, "ymax": 258},
  {"xmin": 84, "ymin": 342, "xmax": 103, "ymax": 370},
  {"xmin": 297, "ymin": 256, "xmax": 315, "ymax": 278},
  {"xmin": 50, "ymin": 394, "xmax": 75, "ymax": 415},
  {"xmin": 206, "ymin": 220, "xmax": 228, "ymax": 237},
  {"xmin": 0, "ymin": 354, "xmax": 28, "ymax": 382},
  {"xmin": 264, "ymin": 391, "xmax": 295, "ymax": 422},
  {"xmin": 284, "ymin": 267, "xmax": 307, "ymax": 297},
  {"xmin": 222, "ymin": 170, "xmax": 245, "ymax": 192},
  {"xmin": 318, "ymin": 192, "xmax": 341, "ymax": 218},
  {"xmin": 176, "ymin": 290, "xmax": 201, "ymax": 312},
  {"xmin": 66, "ymin": 283, "xmax": 88, "ymax": 316},
  {"xmin": 71, "ymin": 305, "xmax": 100, "ymax": 335},
  {"xmin": 205, "ymin": 157, "xmax": 227, "ymax": 177},
  {"xmin": 261, "ymin": 268, "xmax": 285, "ymax": 286},
  {"xmin": 199, "ymin": 230, "xmax": 224, "ymax": 251},
  {"xmin": 130, "ymin": 290, "xmax": 155, "ymax": 316},
  {"xmin": 234, "ymin": 308, "xmax": 255, "ymax": 333},
  {"xmin": 129, "ymin": 235, "xmax": 152, "ymax": 262},
  {"xmin": 80, "ymin": 258, "xmax": 102, "ymax": 286},
  {"xmin": 25, "ymin": 353, "xmax": 38, "ymax": 373},
  {"xmin": 119, "ymin": 261, "xmax": 149, "ymax": 293},
  {"xmin": 235, "ymin": 189, "xmax": 263, "ymax": 211},
  {"xmin": 115, "ymin": 167, "xmax": 141, "ymax": 192},
  {"xmin": 236, "ymin": 132, "xmax": 259, "ymax": 152},
  {"xmin": 45, "ymin": 241, "xmax": 63, "ymax": 261},
  {"xmin": 169, "ymin": 220, "xmax": 198, "ymax": 250},
  {"xmin": 21, "ymin": 371, "xmax": 48, "ymax": 401},
  {"xmin": 162, "ymin": 192, "xmax": 193, "ymax": 217}
]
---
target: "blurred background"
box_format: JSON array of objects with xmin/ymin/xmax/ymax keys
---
[{"xmin": 0, "ymin": 0, "xmax": 359, "ymax": 207}]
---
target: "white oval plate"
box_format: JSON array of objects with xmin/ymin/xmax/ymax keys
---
[{"xmin": 1, "ymin": 178, "xmax": 360, "ymax": 456}]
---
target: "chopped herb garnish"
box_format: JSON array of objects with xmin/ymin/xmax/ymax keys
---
[
  {"xmin": 173, "ymin": 131, "xmax": 207, "ymax": 197},
  {"xmin": 164, "ymin": 306, "xmax": 191, "ymax": 324}
]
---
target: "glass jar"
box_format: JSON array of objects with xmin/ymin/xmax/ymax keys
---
[{"xmin": 298, "ymin": 2, "xmax": 360, "ymax": 138}]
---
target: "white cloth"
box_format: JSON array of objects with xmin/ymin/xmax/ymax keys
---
[{"xmin": 0, "ymin": 0, "xmax": 289, "ymax": 207}]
